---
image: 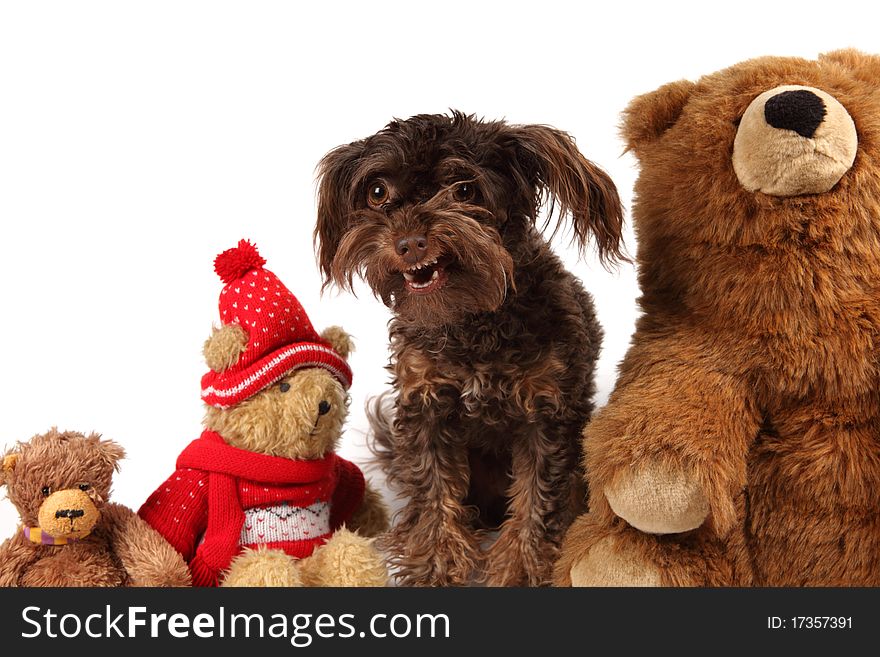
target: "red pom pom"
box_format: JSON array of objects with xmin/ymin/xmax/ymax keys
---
[{"xmin": 214, "ymin": 239, "xmax": 267, "ymax": 284}]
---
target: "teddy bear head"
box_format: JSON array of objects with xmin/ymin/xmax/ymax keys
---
[
  {"xmin": 201, "ymin": 324, "xmax": 353, "ymax": 460},
  {"xmin": 621, "ymin": 49, "xmax": 879, "ymax": 257},
  {"xmin": 1, "ymin": 429, "xmax": 124, "ymax": 539},
  {"xmin": 196, "ymin": 240, "xmax": 355, "ymax": 461}
]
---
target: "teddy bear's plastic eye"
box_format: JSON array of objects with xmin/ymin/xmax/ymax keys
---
[
  {"xmin": 79, "ymin": 483, "xmax": 90, "ymax": 491},
  {"xmin": 279, "ymin": 382, "xmax": 291, "ymax": 393},
  {"xmin": 41, "ymin": 486, "xmax": 51, "ymax": 497}
]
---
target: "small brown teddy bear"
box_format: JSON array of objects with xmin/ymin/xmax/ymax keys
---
[
  {"xmin": 139, "ymin": 240, "xmax": 389, "ymax": 587},
  {"xmin": 556, "ymin": 49, "xmax": 880, "ymax": 586},
  {"xmin": 0, "ymin": 428, "xmax": 191, "ymax": 587}
]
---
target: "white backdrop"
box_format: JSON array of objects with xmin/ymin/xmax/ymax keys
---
[{"xmin": 1, "ymin": 0, "xmax": 876, "ymax": 534}]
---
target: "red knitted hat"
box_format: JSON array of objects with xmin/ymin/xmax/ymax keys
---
[{"xmin": 200, "ymin": 239, "xmax": 353, "ymax": 408}]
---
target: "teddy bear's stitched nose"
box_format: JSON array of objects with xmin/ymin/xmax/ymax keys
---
[
  {"xmin": 55, "ymin": 509, "xmax": 85, "ymax": 519},
  {"xmin": 764, "ymin": 89, "xmax": 826, "ymax": 138},
  {"xmin": 318, "ymin": 400, "xmax": 331, "ymax": 416}
]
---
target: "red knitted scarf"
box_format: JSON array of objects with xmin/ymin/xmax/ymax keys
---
[{"xmin": 177, "ymin": 430, "xmax": 336, "ymax": 586}]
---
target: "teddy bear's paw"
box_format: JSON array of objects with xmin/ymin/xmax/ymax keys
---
[
  {"xmin": 569, "ymin": 535, "xmax": 662, "ymax": 587},
  {"xmin": 300, "ymin": 528, "xmax": 388, "ymax": 587},
  {"xmin": 221, "ymin": 547, "xmax": 303, "ymax": 587},
  {"xmin": 128, "ymin": 557, "xmax": 192, "ymax": 587},
  {"xmin": 349, "ymin": 484, "xmax": 391, "ymax": 538},
  {"xmin": 604, "ymin": 459, "xmax": 709, "ymax": 534}
]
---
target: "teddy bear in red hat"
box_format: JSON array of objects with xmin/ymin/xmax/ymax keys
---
[{"xmin": 139, "ymin": 239, "xmax": 389, "ymax": 587}]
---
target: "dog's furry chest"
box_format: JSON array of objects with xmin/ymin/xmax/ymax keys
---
[
  {"xmin": 395, "ymin": 344, "xmax": 567, "ymax": 422},
  {"xmin": 393, "ymin": 316, "xmax": 577, "ymax": 427}
]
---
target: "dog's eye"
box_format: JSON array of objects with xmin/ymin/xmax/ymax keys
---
[
  {"xmin": 41, "ymin": 486, "xmax": 51, "ymax": 497},
  {"xmin": 452, "ymin": 182, "xmax": 476, "ymax": 202},
  {"xmin": 367, "ymin": 182, "xmax": 389, "ymax": 207},
  {"xmin": 78, "ymin": 483, "xmax": 90, "ymax": 492}
]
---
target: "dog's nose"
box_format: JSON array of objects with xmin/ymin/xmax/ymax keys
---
[
  {"xmin": 764, "ymin": 89, "xmax": 826, "ymax": 138},
  {"xmin": 55, "ymin": 509, "xmax": 85, "ymax": 519},
  {"xmin": 395, "ymin": 234, "xmax": 428, "ymax": 264}
]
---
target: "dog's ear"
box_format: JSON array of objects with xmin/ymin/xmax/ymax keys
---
[
  {"xmin": 621, "ymin": 80, "xmax": 695, "ymax": 155},
  {"xmin": 315, "ymin": 142, "xmax": 365, "ymax": 288},
  {"xmin": 508, "ymin": 124, "xmax": 625, "ymax": 265}
]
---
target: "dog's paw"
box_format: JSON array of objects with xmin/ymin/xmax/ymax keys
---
[
  {"xmin": 604, "ymin": 459, "xmax": 708, "ymax": 534},
  {"xmin": 569, "ymin": 534, "xmax": 663, "ymax": 587},
  {"xmin": 392, "ymin": 524, "xmax": 484, "ymax": 587},
  {"xmin": 484, "ymin": 530, "xmax": 554, "ymax": 587}
]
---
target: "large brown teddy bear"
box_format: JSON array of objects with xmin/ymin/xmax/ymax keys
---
[
  {"xmin": 139, "ymin": 240, "xmax": 389, "ymax": 587},
  {"xmin": 556, "ymin": 50, "xmax": 880, "ymax": 586},
  {"xmin": 0, "ymin": 429, "xmax": 191, "ymax": 587}
]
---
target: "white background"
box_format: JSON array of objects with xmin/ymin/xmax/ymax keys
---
[{"xmin": 1, "ymin": 0, "xmax": 876, "ymax": 534}]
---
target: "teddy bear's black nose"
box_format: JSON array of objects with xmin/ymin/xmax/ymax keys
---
[
  {"xmin": 318, "ymin": 400, "xmax": 331, "ymax": 416},
  {"xmin": 764, "ymin": 89, "xmax": 826, "ymax": 138},
  {"xmin": 55, "ymin": 509, "xmax": 85, "ymax": 519}
]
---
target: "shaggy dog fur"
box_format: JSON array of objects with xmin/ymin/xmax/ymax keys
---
[
  {"xmin": 556, "ymin": 50, "xmax": 880, "ymax": 586},
  {"xmin": 316, "ymin": 112, "xmax": 624, "ymax": 586},
  {"xmin": 0, "ymin": 429, "xmax": 191, "ymax": 587}
]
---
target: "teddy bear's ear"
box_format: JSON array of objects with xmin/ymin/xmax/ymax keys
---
[
  {"xmin": 321, "ymin": 326, "xmax": 354, "ymax": 360},
  {"xmin": 94, "ymin": 436, "xmax": 125, "ymax": 473},
  {"xmin": 621, "ymin": 79, "xmax": 696, "ymax": 155},
  {"xmin": 819, "ymin": 49, "xmax": 880, "ymax": 79},
  {"xmin": 203, "ymin": 323, "xmax": 249, "ymax": 372},
  {"xmin": 1, "ymin": 451, "xmax": 19, "ymax": 486}
]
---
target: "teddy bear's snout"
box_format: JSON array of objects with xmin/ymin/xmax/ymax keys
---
[
  {"xmin": 37, "ymin": 488, "xmax": 100, "ymax": 539},
  {"xmin": 732, "ymin": 84, "xmax": 857, "ymax": 197}
]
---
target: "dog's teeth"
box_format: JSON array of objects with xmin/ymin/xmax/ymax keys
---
[
  {"xmin": 431, "ymin": 270, "xmax": 439, "ymax": 280},
  {"xmin": 403, "ymin": 272, "xmax": 415, "ymax": 282}
]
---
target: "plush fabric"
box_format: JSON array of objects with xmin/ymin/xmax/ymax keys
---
[
  {"xmin": 0, "ymin": 429, "xmax": 191, "ymax": 587},
  {"xmin": 138, "ymin": 430, "xmax": 365, "ymax": 587},
  {"xmin": 556, "ymin": 49, "xmax": 880, "ymax": 587},
  {"xmin": 201, "ymin": 239, "xmax": 352, "ymax": 409}
]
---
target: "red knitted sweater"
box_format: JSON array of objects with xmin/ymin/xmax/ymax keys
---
[{"xmin": 138, "ymin": 430, "xmax": 365, "ymax": 587}]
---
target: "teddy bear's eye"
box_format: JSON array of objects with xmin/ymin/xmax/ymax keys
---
[
  {"xmin": 79, "ymin": 483, "xmax": 90, "ymax": 491},
  {"xmin": 41, "ymin": 486, "xmax": 51, "ymax": 497},
  {"xmin": 279, "ymin": 382, "xmax": 291, "ymax": 393}
]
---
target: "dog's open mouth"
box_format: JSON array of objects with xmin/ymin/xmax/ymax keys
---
[{"xmin": 401, "ymin": 255, "xmax": 452, "ymax": 294}]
